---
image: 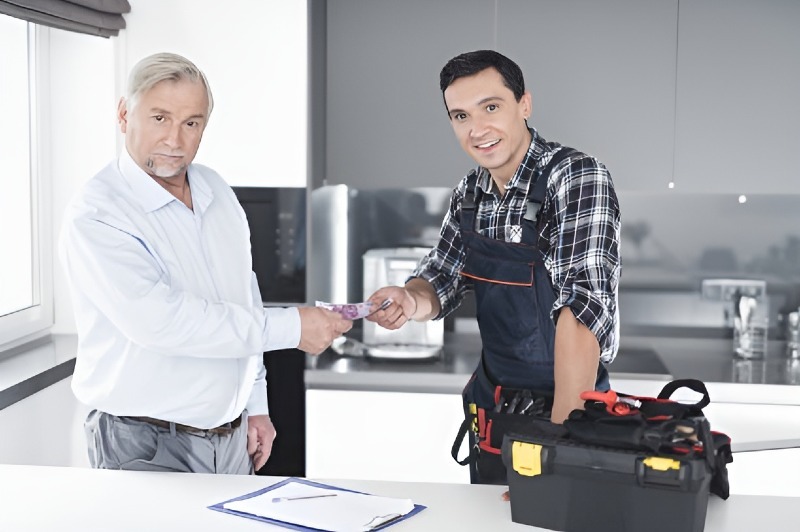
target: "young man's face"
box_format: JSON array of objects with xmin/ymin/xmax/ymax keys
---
[
  {"xmin": 118, "ymin": 78, "xmax": 209, "ymax": 182},
  {"xmin": 444, "ymin": 67, "xmax": 532, "ymax": 184}
]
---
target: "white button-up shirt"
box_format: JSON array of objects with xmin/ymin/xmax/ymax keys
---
[{"xmin": 59, "ymin": 150, "xmax": 301, "ymax": 428}]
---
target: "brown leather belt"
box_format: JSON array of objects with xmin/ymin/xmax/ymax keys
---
[{"xmin": 128, "ymin": 415, "xmax": 243, "ymax": 435}]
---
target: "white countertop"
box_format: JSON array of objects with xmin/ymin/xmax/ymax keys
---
[{"xmin": 0, "ymin": 452, "xmax": 798, "ymax": 532}]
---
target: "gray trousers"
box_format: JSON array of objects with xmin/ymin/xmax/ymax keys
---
[{"xmin": 85, "ymin": 410, "xmax": 253, "ymax": 474}]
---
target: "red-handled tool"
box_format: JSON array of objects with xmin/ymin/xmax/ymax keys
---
[{"xmin": 580, "ymin": 390, "xmax": 642, "ymax": 415}]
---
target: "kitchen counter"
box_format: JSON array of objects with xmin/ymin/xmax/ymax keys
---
[
  {"xmin": 0, "ymin": 454, "xmax": 797, "ymax": 531},
  {"xmin": 306, "ymin": 330, "xmax": 670, "ymax": 394},
  {"xmin": 306, "ymin": 330, "xmax": 800, "ymax": 405}
]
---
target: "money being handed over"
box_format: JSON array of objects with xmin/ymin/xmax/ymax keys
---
[{"xmin": 315, "ymin": 298, "xmax": 393, "ymax": 320}]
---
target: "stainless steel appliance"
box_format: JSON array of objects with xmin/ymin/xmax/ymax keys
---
[
  {"xmin": 308, "ymin": 185, "xmax": 450, "ymax": 305},
  {"xmin": 362, "ymin": 247, "xmax": 443, "ymax": 359}
]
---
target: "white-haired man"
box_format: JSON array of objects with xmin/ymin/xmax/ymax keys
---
[{"xmin": 60, "ymin": 52, "xmax": 351, "ymax": 474}]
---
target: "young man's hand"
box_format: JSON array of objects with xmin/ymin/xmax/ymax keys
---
[{"xmin": 365, "ymin": 286, "xmax": 417, "ymax": 329}]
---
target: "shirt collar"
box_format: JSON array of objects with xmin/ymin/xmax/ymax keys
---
[
  {"xmin": 474, "ymin": 127, "xmax": 548, "ymax": 196},
  {"xmin": 117, "ymin": 149, "xmax": 213, "ymax": 215}
]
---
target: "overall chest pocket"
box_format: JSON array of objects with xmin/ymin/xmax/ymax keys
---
[{"xmin": 461, "ymin": 245, "xmax": 537, "ymax": 286}]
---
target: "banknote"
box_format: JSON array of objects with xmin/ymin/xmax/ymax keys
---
[{"xmin": 315, "ymin": 298, "xmax": 393, "ymax": 320}]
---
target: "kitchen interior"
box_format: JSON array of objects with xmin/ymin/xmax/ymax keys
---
[
  {"xmin": 297, "ymin": 0, "xmax": 800, "ymax": 486},
  {"xmin": 1, "ymin": 0, "xmax": 799, "ymax": 530}
]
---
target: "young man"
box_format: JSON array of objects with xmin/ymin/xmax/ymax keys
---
[
  {"xmin": 60, "ymin": 53, "xmax": 351, "ymax": 474},
  {"xmin": 367, "ymin": 50, "xmax": 621, "ymax": 484}
]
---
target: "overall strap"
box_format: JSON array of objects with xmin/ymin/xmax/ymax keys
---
[
  {"xmin": 460, "ymin": 170, "xmax": 480, "ymax": 232},
  {"xmin": 462, "ymin": 146, "xmax": 578, "ymax": 230},
  {"xmin": 524, "ymin": 147, "xmax": 578, "ymax": 223}
]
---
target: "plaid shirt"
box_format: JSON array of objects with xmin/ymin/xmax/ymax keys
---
[{"xmin": 414, "ymin": 128, "xmax": 621, "ymax": 362}]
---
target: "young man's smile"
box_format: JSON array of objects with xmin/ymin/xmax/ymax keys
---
[{"xmin": 444, "ymin": 67, "xmax": 532, "ymax": 188}]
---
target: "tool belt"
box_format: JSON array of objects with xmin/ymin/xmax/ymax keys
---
[
  {"xmin": 452, "ymin": 384, "xmax": 554, "ymax": 466},
  {"xmin": 562, "ymin": 378, "xmax": 733, "ymax": 499}
]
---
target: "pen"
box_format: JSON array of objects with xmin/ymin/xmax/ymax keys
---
[{"xmin": 272, "ymin": 494, "xmax": 338, "ymax": 503}]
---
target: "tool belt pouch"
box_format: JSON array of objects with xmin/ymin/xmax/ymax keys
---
[
  {"xmin": 452, "ymin": 385, "xmax": 555, "ymax": 466},
  {"xmin": 563, "ymin": 378, "xmax": 733, "ymax": 500}
]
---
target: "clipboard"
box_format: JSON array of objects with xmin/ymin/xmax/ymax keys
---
[{"xmin": 208, "ymin": 477, "xmax": 426, "ymax": 531}]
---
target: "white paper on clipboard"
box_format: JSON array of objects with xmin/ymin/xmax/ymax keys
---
[{"xmin": 222, "ymin": 480, "xmax": 415, "ymax": 532}]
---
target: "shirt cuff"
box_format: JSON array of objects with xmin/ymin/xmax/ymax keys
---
[
  {"xmin": 262, "ymin": 306, "xmax": 302, "ymax": 351},
  {"xmin": 554, "ymin": 285, "xmax": 616, "ymax": 361},
  {"xmin": 245, "ymin": 373, "xmax": 270, "ymax": 416}
]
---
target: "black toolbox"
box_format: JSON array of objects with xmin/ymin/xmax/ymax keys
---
[
  {"xmin": 502, "ymin": 430, "xmax": 712, "ymax": 532},
  {"xmin": 500, "ymin": 379, "xmax": 732, "ymax": 532}
]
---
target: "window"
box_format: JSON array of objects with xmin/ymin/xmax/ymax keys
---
[{"xmin": 0, "ymin": 15, "xmax": 52, "ymax": 348}]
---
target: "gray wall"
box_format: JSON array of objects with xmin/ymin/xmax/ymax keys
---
[{"xmin": 315, "ymin": 0, "xmax": 800, "ymax": 193}]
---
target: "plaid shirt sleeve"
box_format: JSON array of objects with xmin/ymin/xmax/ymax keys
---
[
  {"xmin": 412, "ymin": 176, "xmax": 474, "ymax": 319},
  {"xmin": 539, "ymin": 152, "xmax": 621, "ymax": 362}
]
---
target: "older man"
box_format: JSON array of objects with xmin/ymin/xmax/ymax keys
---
[{"xmin": 60, "ymin": 52, "xmax": 351, "ymax": 474}]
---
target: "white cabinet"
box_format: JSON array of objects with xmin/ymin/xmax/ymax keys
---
[
  {"xmin": 674, "ymin": 0, "xmax": 800, "ymax": 193},
  {"xmin": 305, "ymin": 389, "xmax": 470, "ymax": 483},
  {"xmin": 497, "ymin": 0, "xmax": 680, "ymax": 192},
  {"xmin": 305, "ymin": 387, "xmax": 800, "ymax": 484}
]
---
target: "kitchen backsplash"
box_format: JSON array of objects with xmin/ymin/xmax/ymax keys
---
[{"xmin": 305, "ymin": 186, "xmax": 800, "ymax": 335}]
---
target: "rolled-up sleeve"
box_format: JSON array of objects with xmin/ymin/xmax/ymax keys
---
[{"xmin": 544, "ymin": 154, "xmax": 621, "ymax": 362}]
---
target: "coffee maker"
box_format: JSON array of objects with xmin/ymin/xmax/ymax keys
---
[{"xmin": 362, "ymin": 247, "xmax": 444, "ymax": 359}]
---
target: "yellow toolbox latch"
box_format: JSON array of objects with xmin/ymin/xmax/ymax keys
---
[
  {"xmin": 512, "ymin": 442, "xmax": 542, "ymax": 477},
  {"xmin": 642, "ymin": 456, "xmax": 680, "ymax": 471}
]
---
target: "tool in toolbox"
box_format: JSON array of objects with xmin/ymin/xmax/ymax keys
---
[
  {"xmin": 566, "ymin": 378, "xmax": 733, "ymax": 499},
  {"xmin": 579, "ymin": 389, "xmax": 641, "ymax": 415}
]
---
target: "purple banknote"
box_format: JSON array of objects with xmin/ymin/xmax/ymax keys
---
[{"xmin": 315, "ymin": 298, "xmax": 392, "ymax": 320}]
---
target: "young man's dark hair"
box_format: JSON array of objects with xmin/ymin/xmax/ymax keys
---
[{"xmin": 439, "ymin": 49, "xmax": 526, "ymax": 106}]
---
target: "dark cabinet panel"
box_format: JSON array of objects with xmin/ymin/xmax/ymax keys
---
[{"xmin": 256, "ymin": 349, "xmax": 306, "ymax": 477}]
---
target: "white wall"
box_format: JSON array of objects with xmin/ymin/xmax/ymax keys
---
[
  {"xmin": 120, "ymin": 0, "xmax": 307, "ymax": 188},
  {"xmin": 51, "ymin": 0, "xmax": 309, "ymax": 334}
]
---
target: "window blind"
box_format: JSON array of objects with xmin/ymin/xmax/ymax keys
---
[{"xmin": 0, "ymin": 0, "xmax": 130, "ymax": 37}]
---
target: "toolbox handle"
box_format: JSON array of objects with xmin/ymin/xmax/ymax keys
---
[{"xmin": 656, "ymin": 379, "xmax": 711, "ymax": 410}]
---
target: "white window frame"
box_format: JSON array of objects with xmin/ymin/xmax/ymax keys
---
[{"xmin": 0, "ymin": 24, "xmax": 53, "ymax": 350}]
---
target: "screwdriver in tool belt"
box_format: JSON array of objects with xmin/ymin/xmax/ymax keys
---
[{"xmin": 516, "ymin": 397, "xmax": 535, "ymax": 415}]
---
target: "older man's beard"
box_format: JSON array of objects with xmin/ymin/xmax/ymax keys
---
[{"xmin": 146, "ymin": 157, "xmax": 187, "ymax": 180}]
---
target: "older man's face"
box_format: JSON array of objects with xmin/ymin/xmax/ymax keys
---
[{"xmin": 118, "ymin": 79, "xmax": 208, "ymax": 181}]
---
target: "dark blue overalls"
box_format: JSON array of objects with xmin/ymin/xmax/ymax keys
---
[{"xmin": 458, "ymin": 148, "xmax": 610, "ymax": 484}]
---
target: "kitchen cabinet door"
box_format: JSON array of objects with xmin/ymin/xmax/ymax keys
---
[
  {"xmin": 497, "ymin": 0, "xmax": 680, "ymax": 192},
  {"xmin": 305, "ymin": 389, "xmax": 470, "ymax": 483},
  {"xmin": 674, "ymin": 0, "xmax": 800, "ymax": 193},
  {"xmin": 325, "ymin": 0, "xmax": 495, "ymax": 189}
]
